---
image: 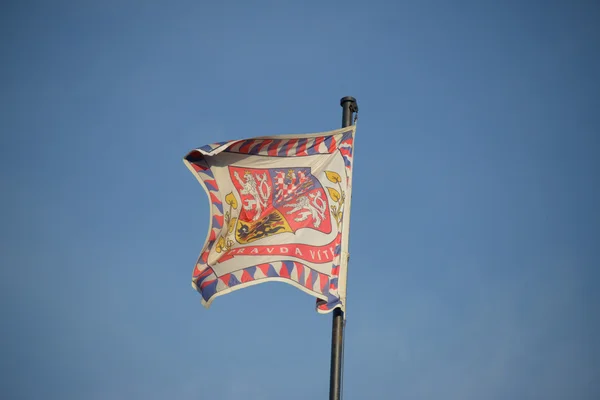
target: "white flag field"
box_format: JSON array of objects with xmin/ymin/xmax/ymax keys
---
[{"xmin": 183, "ymin": 125, "xmax": 356, "ymax": 313}]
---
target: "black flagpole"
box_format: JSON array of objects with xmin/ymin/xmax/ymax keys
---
[{"xmin": 329, "ymin": 96, "xmax": 358, "ymax": 400}]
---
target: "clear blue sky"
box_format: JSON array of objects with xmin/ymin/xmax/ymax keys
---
[{"xmin": 1, "ymin": 1, "xmax": 599, "ymax": 399}]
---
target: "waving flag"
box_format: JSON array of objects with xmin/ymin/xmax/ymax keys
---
[{"xmin": 183, "ymin": 125, "xmax": 355, "ymax": 313}]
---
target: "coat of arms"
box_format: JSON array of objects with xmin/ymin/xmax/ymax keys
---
[{"xmin": 226, "ymin": 166, "xmax": 332, "ymax": 245}]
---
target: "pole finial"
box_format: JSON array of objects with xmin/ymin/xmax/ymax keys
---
[
  {"xmin": 340, "ymin": 96, "xmax": 358, "ymax": 127},
  {"xmin": 340, "ymin": 96, "xmax": 358, "ymax": 111}
]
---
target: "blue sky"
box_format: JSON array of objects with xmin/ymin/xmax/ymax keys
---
[{"xmin": 1, "ymin": 1, "xmax": 599, "ymax": 399}]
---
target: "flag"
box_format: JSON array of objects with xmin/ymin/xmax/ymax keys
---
[{"xmin": 183, "ymin": 125, "xmax": 356, "ymax": 313}]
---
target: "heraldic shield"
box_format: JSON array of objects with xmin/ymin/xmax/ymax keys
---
[
  {"xmin": 183, "ymin": 125, "xmax": 355, "ymax": 314},
  {"xmin": 230, "ymin": 166, "xmax": 332, "ymax": 244}
]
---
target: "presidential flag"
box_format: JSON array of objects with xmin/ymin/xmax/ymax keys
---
[{"xmin": 183, "ymin": 125, "xmax": 355, "ymax": 313}]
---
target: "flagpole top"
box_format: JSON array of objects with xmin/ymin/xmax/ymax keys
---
[
  {"xmin": 340, "ymin": 96, "xmax": 357, "ymax": 106},
  {"xmin": 340, "ymin": 97, "xmax": 358, "ymax": 127},
  {"xmin": 340, "ymin": 96, "xmax": 358, "ymax": 113}
]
